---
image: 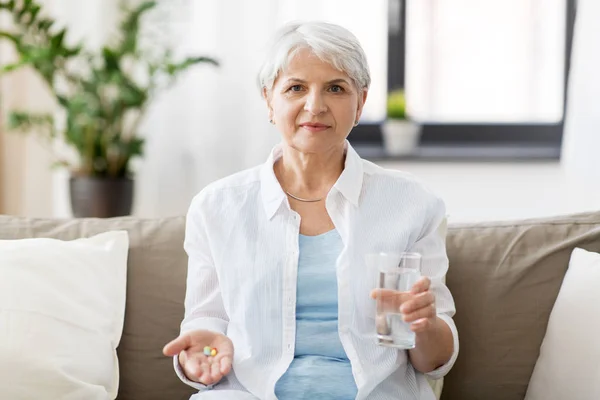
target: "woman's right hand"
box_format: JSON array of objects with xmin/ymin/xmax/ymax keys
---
[{"xmin": 163, "ymin": 330, "xmax": 234, "ymax": 386}]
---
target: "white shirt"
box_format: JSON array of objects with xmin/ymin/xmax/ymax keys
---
[{"xmin": 176, "ymin": 141, "xmax": 459, "ymax": 400}]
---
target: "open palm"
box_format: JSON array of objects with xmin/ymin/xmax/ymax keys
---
[{"xmin": 163, "ymin": 330, "xmax": 234, "ymax": 386}]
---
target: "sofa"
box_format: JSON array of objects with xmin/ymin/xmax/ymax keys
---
[{"xmin": 1, "ymin": 210, "xmax": 599, "ymax": 400}]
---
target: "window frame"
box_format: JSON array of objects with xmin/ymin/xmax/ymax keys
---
[{"xmin": 349, "ymin": 0, "xmax": 578, "ymax": 160}]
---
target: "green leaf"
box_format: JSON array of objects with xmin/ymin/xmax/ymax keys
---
[
  {"xmin": 0, "ymin": 31, "xmax": 22, "ymax": 49},
  {"xmin": 61, "ymin": 43, "xmax": 81, "ymax": 57},
  {"xmin": 50, "ymin": 159, "xmax": 71, "ymax": 170},
  {"xmin": 121, "ymin": 1, "xmax": 156, "ymax": 32},
  {"xmin": 56, "ymin": 94, "xmax": 69, "ymax": 107},
  {"xmin": 1, "ymin": 58, "xmax": 30, "ymax": 73},
  {"xmin": 50, "ymin": 28, "xmax": 66, "ymax": 50},
  {"xmin": 102, "ymin": 46, "xmax": 120, "ymax": 72},
  {"xmin": 16, "ymin": 2, "xmax": 29, "ymax": 21},
  {"xmin": 26, "ymin": 4, "xmax": 40, "ymax": 25},
  {"xmin": 122, "ymin": 137, "xmax": 144, "ymax": 158},
  {"xmin": 165, "ymin": 56, "xmax": 219, "ymax": 76},
  {"xmin": 387, "ymin": 89, "xmax": 407, "ymax": 120},
  {"xmin": 0, "ymin": 2, "xmax": 14, "ymax": 11},
  {"xmin": 36, "ymin": 18, "xmax": 53, "ymax": 31},
  {"xmin": 7, "ymin": 111, "xmax": 53, "ymax": 132},
  {"xmin": 119, "ymin": 1, "xmax": 157, "ymax": 54}
]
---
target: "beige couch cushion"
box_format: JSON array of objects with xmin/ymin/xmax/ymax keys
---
[
  {"xmin": 0, "ymin": 215, "xmax": 195, "ymax": 400},
  {"xmin": 441, "ymin": 211, "xmax": 600, "ymax": 400}
]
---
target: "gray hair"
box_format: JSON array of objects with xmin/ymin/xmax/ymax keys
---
[{"xmin": 258, "ymin": 21, "xmax": 371, "ymax": 93}]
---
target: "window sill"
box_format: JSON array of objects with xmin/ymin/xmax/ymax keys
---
[{"xmin": 353, "ymin": 143, "xmax": 561, "ymax": 163}]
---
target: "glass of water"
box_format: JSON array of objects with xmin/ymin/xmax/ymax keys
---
[{"xmin": 367, "ymin": 252, "xmax": 422, "ymax": 349}]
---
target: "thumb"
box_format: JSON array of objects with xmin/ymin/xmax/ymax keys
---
[{"xmin": 163, "ymin": 334, "xmax": 191, "ymax": 356}]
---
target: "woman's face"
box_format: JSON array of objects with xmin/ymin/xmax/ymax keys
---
[{"xmin": 264, "ymin": 48, "xmax": 368, "ymax": 155}]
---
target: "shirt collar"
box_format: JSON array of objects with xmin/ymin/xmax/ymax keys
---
[
  {"xmin": 334, "ymin": 141, "xmax": 364, "ymax": 207},
  {"xmin": 259, "ymin": 144, "xmax": 287, "ymax": 220},
  {"xmin": 260, "ymin": 140, "xmax": 364, "ymax": 220}
]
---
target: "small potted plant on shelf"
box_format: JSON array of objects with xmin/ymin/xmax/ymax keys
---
[
  {"xmin": 381, "ymin": 89, "xmax": 422, "ymax": 156},
  {"xmin": 0, "ymin": 0, "xmax": 218, "ymax": 218}
]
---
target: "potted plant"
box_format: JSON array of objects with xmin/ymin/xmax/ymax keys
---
[
  {"xmin": 0, "ymin": 0, "xmax": 218, "ymax": 217},
  {"xmin": 381, "ymin": 89, "xmax": 422, "ymax": 156}
]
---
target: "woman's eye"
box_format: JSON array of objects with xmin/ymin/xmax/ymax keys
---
[
  {"xmin": 289, "ymin": 85, "xmax": 303, "ymax": 92},
  {"xmin": 330, "ymin": 85, "xmax": 344, "ymax": 93}
]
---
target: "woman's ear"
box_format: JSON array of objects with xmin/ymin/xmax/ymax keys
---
[
  {"xmin": 262, "ymin": 87, "xmax": 274, "ymax": 122},
  {"xmin": 356, "ymin": 88, "xmax": 369, "ymax": 121}
]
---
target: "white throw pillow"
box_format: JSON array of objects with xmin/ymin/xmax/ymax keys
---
[
  {"xmin": 525, "ymin": 247, "xmax": 600, "ymax": 400},
  {"xmin": 0, "ymin": 231, "xmax": 129, "ymax": 400}
]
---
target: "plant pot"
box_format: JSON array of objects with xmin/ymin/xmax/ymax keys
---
[
  {"xmin": 381, "ymin": 120, "xmax": 422, "ymax": 156},
  {"xmin": 69, "ymin": 176, "xmax": 134, "ymax": 218}
]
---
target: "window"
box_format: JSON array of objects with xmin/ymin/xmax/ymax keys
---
[{"xmin": 350, "ymin": 0, "xmax": 578, "ymax": 160}]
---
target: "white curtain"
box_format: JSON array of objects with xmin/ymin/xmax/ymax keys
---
[{"xmin": 561, "ymin": 0, "xmax": 600, "ymax": 210}]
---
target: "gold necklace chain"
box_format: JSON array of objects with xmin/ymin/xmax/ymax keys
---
[{"xmin": 285, "ymin": 191, "xmax": 324, "ymax": 203}]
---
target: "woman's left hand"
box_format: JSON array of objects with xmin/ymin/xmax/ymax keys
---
[
  {"xmin": 370, "ymin": 277, "xmax": 437, "ymax": 334},
  {"xmin": 400, "ymin": 277, "xmax": 437, "ymax": 333}
]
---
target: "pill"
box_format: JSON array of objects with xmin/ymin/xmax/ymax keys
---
[
  {"xmin": 203, "ymin": 346, "xmax": 211, "ymax": 356},
  {"xmin": 211, "ymin": 348, "xmax": 217, "ymax": 357}
]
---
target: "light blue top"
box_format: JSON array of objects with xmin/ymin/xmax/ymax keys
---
[{"xmin": 274, "ymin": 229, "xmax": 358, "ymax": 399}]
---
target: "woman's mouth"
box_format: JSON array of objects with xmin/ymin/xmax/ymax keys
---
[{"xmin": 300, "ymin": 123, "xmax": 330, "ymax": 132}]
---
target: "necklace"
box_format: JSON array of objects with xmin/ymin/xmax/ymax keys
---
[{"xmin": 285, "ymin": 191, "xmax": 324, "ymax": 203}]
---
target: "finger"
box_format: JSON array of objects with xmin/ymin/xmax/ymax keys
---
[
  {"xmin": 178, "ymin": 350, "xmax": 189, "ymax": 374},
  {"xmin": 371, "ymin": 288, "xmax": 411, "ymax": 299},
  {"xmin": 163, "ymin": 334, "xmax": 192, "ymax": 356},
  {"xmin": 410, "ymin": 277, "xmax": 431, "ymax": 294},
  {"xmin": 403, "ymin": 302, "xmax": 436, "ymax": 323},
  {"xmin": 371, "ymin": 289, "xmax": 412, "ymax": 311},
  {"xmin": 198, "ymin": 362, "xmax": 212, "ymax": 385},
  {"xmin": 371, "ymin": 289, "xmax": 412, "ymax": 303},
  {"xmin": 210, "ymin": 359, "xmax": 222, "ymax": 381},
  {"xmin": 184, "ymin": 355, "xmax": 203, "ymax": 381},
  {"xmin": 220, "ymin": 355, "xmax": 232, "ymax": 375},
  {"xmin": 400, "ymin": 291, "xmax": 435, "ymax": 314},
  {"xmin": 410, "ymin": 318, "xmax": 432, "ymax": 333}
]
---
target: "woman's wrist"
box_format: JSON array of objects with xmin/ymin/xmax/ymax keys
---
[{"xmin": 409, "ymin": 317, "xmax": 454, "ymax": 373}]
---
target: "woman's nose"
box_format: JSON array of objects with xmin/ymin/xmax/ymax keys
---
[{"xmin": 304, "ymin": 92, "xmax": 328, "ymax": 115}]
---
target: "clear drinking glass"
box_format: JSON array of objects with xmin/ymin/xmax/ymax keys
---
[{"xmin": 366, "ymin": 252, "xmax": 422, "ymax": 349}]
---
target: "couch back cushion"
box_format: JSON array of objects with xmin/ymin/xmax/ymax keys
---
[
  {"xmin": 441, "ymin": 211, "xmax": 600, "ymax": 400},
  {"xmin": 0, "ymin": 215, "xmax": 195, "ymax": 400}
]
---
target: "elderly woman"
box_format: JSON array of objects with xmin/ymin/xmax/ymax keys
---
[{"xmin": 163, "ymin": 21, "xmax": 458, "ymax": 400}]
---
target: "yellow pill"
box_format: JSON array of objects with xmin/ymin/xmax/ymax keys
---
[{"xmin": 210, "ymin": 348, "xmax": 217, "ymax": 357}]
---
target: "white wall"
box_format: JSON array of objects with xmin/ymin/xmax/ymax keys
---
[{"xmin": 378, "ymin": 161, "xmax": 600, "ymax": 223}]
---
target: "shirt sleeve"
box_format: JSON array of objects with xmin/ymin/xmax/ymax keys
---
[
  {"xmin": 174, "ymin": 192, "xmax": 230, "ymax": 389},
  {"xmin": 408, "ymin": 196, "xmax": 459, "ymax": 380},
  {"xmin": 181, "ymin": 192, "xmax": 229, "ymax": 335}
]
